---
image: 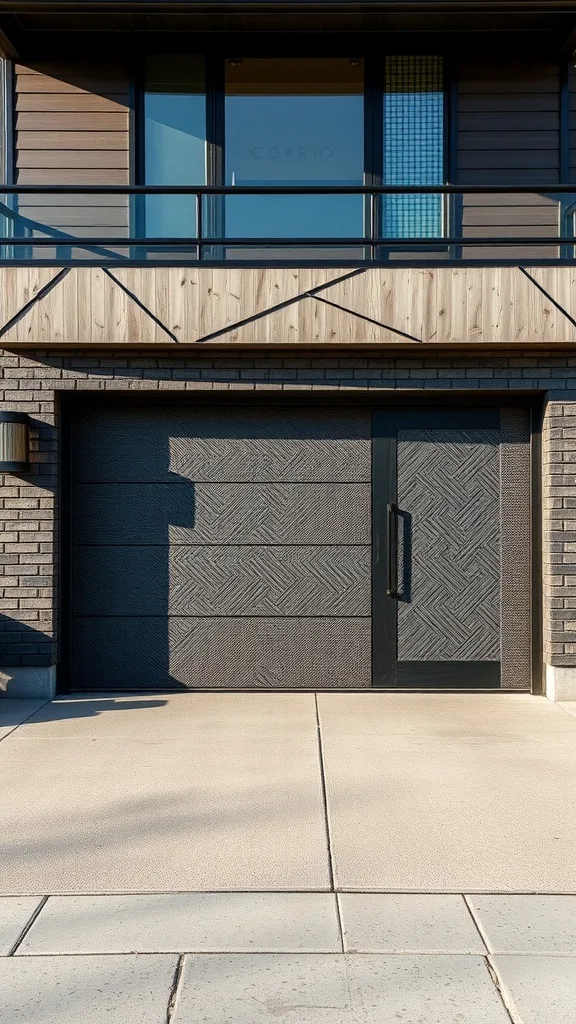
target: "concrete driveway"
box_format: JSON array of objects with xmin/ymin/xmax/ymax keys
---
[
  {"xmin": 1, "ymin": 691, "xmax": 576, "ymax": 1023},
  {"xmin": 1, "ymin": 692, "xmax": 576, "ymax": 895}
]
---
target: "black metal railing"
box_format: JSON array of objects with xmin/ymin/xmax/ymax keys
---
[{"xmin": 0, "ymin": 184, "xmax": 575, "ymax": 265}]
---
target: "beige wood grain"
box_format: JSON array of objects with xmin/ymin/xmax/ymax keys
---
[
  {"xmin": 0, "ymin": 267, "xmax": 62, "ymax": 332},
  {"xmin": 2, "ymin": 265, "xmax": 576, "ymax": 348}
]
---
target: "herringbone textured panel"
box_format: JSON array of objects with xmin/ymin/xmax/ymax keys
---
[
  {"xmin": 397, "ymin": 428, "xmax": 501, "ymax": 662},
  {"xmin": 74, "ymin": 407, "xmax": 371, "ymax": 483},
  {"xmin": 500, "ymin": 408, "xmax": 532, "ymax": 690},
  {"xmin": 72, "ymin": 482, "xmax": 370, "ymax": 545},
  {"xmin": 71, "ymin": 405, "xmax": 371, "ymax": 688},
  {"xmin": 70, "ymin": 616, "xmax": 371, "ymax": 689},
  {"xmin": 168, "ymin": 617, "xmax": 371, "ymax": 688},
  {"xmin": 73, "ymin": 545, "xmax": 369, "ymax": 617}
]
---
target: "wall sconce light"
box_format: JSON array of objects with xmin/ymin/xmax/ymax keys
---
[{"xmin": 0, "ymin": 412, "xmax": 30, "ymax": 473}]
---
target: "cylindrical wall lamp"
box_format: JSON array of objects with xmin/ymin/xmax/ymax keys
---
[{"xmin": 0, "ymin": 412, "xmax": 30, "ymax": 473}]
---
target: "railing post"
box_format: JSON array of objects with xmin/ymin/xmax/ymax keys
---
[{"xmin": 196, "ymin": 190, "xmax": 203, "ymax": 262}]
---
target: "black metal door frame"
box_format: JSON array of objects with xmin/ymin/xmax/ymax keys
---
[
  {"xmin": 372, "ymin": 405, "xmax": 503, "ymax": 689},
  {"xmin": 57, "ymin": 390, "xmax": 541, "ymax": 695}
]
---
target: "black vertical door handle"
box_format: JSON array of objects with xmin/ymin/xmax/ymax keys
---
[{"xmin": 386, "ymin": 503, "xmax": 399, "ymax": 598}]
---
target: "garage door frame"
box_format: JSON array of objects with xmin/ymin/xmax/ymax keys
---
[{"xmin": 58, "ymin": 389, "xmax": 543, "ymax": 695}]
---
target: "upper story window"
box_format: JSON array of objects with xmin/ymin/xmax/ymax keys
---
[
  {"xmin": 224, "ymin": 58, "xmax": 364, "ymax": 242},
  {"xmin": 142, "ymin": 53, "xmax": 445, "ymax": 248}
]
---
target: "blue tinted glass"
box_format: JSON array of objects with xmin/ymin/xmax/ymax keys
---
[
  {"xmin": 225, "ymin": 59, "xmax": 364, "ymax": 240},
  {"xmin": 383, "ymin": 56, "xmax": 444, "ymax": 239},
  {"xmin": 144, "ymin": 56, "xmax": 206, "ymax": 238}
]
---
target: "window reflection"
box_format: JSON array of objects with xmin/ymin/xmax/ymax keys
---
[
  {"xmin": 144, "ymin": 55, "xmax": 206, "ymax": 242},
  {"xmin": 224, "ymin": 58, "xmax": 364, "ymax": 255}
]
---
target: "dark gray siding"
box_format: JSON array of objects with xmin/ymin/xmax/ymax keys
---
[
  {"xmin": 457, "ymin": 58, "xmax": 560, "ymax": 259},
  {"xmin": 70, "ymin": 405, "xmax": 372, "ymax": 689}
]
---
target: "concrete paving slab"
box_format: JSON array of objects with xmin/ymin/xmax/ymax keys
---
[
  {"xmin": 469, "ymin": 896, "xmax": 576, "ymax": 953},
  {"xmin": 559, "ymin": 701, "xmax": 576, "ymax": 721},
  {"xmin": 18, "ymin": 893, "xmax": 340, "ymax": 954},
  {"xmin": 16, "ymin": 692, "xmax": 312, "ymax": 739},
  {"xmin": 0, "ymin": 694, "xmax": 330, "ymax": 894},
  {"xmin": 172, "ymin": 953, "xmax": 510, "ymax": 1024},
  {"xmin": 0, "ymin": 954, "xmax": 177, "ymax": 1024},
  {"xmin": 338, "ymin": 894, "xmax": 485, "ymax": 953},
  {"xmin": 319, "ymin": 693, "xmax": 576, "ymax": 893},
  {"xmin": 0, "ymin": 700, "xmax": 47, "ymax": 741},
  {"xmin": 0, "ymin": 897, "xmax": 43, "ymax": 955},
  {"xmin": 492, "ymin": 955, "xmax": 576, "ymax": 1024}
]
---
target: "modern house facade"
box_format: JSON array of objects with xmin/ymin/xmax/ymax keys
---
[{"xmin": 0, "ymin": 0, "xmax": 575, "ymax": 699}]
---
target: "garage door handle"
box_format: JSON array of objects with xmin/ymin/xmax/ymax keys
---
[{"xmin": 386, "ymin": 503, "xmax": 399, "ymax": 598}]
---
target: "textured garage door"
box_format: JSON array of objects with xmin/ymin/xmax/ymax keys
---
[{"xmin": 69, "ymin": 404, "xmax": 372, "ymax": 689}]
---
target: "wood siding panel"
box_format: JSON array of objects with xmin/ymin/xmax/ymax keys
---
[
  {"xmin": 13, "ymin": 61, "xmax": 130, "ymax": 254},
  {"xmin": 457, "ymin": 59, "xmax": 560, "ymax": 260},
  {"xmin": 0, "ymin": 266, "xmax": 574, "ymax": 348}
]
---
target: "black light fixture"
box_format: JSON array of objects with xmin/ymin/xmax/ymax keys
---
[{"xmin": 0, "ymin": 412, "xmax": 30, "ymax": 473}]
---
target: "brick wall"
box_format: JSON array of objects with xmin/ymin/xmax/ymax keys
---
[{"xmin": 0, "ymin": 348, "xmax": 573, "ymax": 680}]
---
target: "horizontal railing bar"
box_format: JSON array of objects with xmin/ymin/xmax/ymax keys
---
[
  {"xmin": 1, "ymin": 184, "xmax": 576, "ymax": 195},
  {"xmin": 0, "ymin": 236, "xmax": 572, "ymax": 247}
]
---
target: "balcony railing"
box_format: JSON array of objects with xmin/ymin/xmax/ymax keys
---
[{"xmin": 0, "ymin": 184, "xmax": 575, "ymax": 266}]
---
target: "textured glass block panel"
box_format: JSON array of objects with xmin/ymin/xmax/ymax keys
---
[{"xmin": 383, "ymin": 56, "xmax": 444, "ymax": 239}]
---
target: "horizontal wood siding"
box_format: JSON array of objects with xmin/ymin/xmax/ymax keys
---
[
  {"xmin": 13, "ymin": 62, "xmax": 131, "ymax": 258},
  {"xmin": 457, "ymin": 59, "xmax": 560, "ymax": 259}
]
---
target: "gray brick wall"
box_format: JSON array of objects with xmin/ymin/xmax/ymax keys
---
[{"xmin": 0, "ymin": 348, "xmax": 572, "ymax": 675}]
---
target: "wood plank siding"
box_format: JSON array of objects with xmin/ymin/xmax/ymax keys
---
[
  {"xmin": 1, "ymin": 265, "xmax": 575, "ymax": 348},
  {"xmin": 457, "ymin": 59, "xmax": 560, "ymax": 260},
  {"xmin": 13, "ymin": 62, "xmax": 131, "ymax": 257}
]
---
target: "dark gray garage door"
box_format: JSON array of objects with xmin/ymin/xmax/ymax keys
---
[{"xmin": 69, "ymin": 404, "xmax": 372, "ymax": 689}]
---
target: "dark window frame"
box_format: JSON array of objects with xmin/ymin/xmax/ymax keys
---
[{"xmin": 136, "ymin": 48, "xmax": 451, "ymax": 199}]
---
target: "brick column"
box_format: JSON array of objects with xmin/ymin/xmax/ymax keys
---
[
  {"xmin": 543, "ymin": 397, "xmax": 576, "ymax": 700},
  {"xmin": 0, "ymin": 353, "xmax": 58, "ymax": 697}
]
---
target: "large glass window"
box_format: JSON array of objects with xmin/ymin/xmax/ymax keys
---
[
  {"xmin": 224, "ymin": 58, "xmax": 364, "ymax": 243},
  {"xmin": 382, "ymin": 56, "xmax": 444, "ymax": 239},
  {"xmin": 144, "ymin": 55, "xmax": 206, "ymax": 239},
  {"xmin": 140, "ymin": 53, "xmax": 445, "ymax": 254}
]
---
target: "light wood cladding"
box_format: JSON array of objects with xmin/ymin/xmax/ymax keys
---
[{"xmin": 1, "ymin": 265, "xmax": 576, "ymax": 348}]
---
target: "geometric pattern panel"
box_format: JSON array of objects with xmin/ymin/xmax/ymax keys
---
[
  {"xmin": 70, "ymin": 616, "xmax": 371, "ymax": 690},
  {"xmin": 500, "ymin": 407, "xmax": 532, "ymax": 690},
  {"xmin": 73, "ymin": 407, "xmax": 372, "ymax": 483},
  {"xmin": 72, "ymin": 545, "xmax": 371, "ymax": 617},
  {"xmin": 72, "ymin": 481, "xmax": 371, "ymax": 546},
  {"xmin": 169, "ymin": 617, "xmax": 372, "ymax": 688},
  {"xmin": 70, "ymin": 404, "xmax": 371, "ymax": 690},
  {"xmin": 397, "ymin": 428, "xmax": 501, "ymax": 661}
]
